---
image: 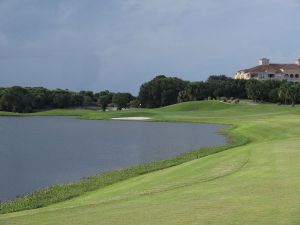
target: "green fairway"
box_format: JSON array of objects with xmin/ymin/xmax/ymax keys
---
[{"xmin": 1, "ymin": 100, "xmax": 300, "ymax": 225}]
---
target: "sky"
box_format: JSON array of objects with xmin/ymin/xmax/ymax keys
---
[{"xmin": 0, "ymin": 0, "xmax": 300, "ymax": 94}]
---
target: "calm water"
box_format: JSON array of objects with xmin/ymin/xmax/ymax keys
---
[{"xmin": 0, "ymin": 117, "xmax": 226, "ymax": 201}]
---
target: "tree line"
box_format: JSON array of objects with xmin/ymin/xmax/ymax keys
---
[
  {"xmin": 138, "ymin": 75, "xmax": 300, "ymax": 107},
  {"xmin": 0, "ymin": 87, "xmax": 134, "ymax": 113},
  {"xmin": 1, "ymin": 75, "xmax": 300, "ymax": 113}
]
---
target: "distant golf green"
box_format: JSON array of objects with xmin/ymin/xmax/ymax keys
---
[{"xmin": 1, "ymin": 100, "xmax": 300, "ymax": 225}]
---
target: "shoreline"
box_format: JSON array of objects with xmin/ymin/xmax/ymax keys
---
[
  {"xmin": 2, "ymin": 101, "xmax": 300, "ymax": 224},
  {"xmin": 0, "ymin": 116, "xmax": 245, "ymax": 215},
  {"xmin": 0, "ymin": 117, "xmax": 225, "ymax": 203}
]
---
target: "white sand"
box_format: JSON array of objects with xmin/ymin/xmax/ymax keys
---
[{"xmin": 111, "ymin": 117, "xmax": 151, "ymax": 121}]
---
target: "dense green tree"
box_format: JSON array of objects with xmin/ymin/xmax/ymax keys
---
[
  {"xmin": 139, "ymin": 75, "xmax": 188, "ymax": 108},
  {"xmin": 112, "ymin": 92, "xmax": 134, "ymax": 110},
  {"xmin": 78, "ymin": 91, "xmax": 95, "ymax": 106},
  {"xmin": 245, "ymin": 80, "xmax": 265, "ymax": 101},
  {"xmin": 174, "ymin": 75, "xmax": 238, "ymax": 101},
  {"xmin": 70, "ymin": 93, "xmax": 84, "ymax": 106},
  {"xmin": 0, "ymin": 86, "xmax": 33, "ymax": 112},
  {"xmin": 259, "ymin": 80, "xmax": 281, "ymax": 102},
  {"xmin": 0, "ymin": 87, "xmax": 104, "ymax": 112},
  {"xmin": 231, "ymin": 79, "xmax": 248, "ymax": 99},
  {"xmin": 98, "ymin": 90, "xmax": 113, "ymax": 111},
  {"xmin": 27, "ymin": 87, "xmax": 51, "ymax": 109},
  {"xmin": 207, "ymin": 75, "xmax": 230, "ymax": 82},
  {"xmin": 178, "ymin": 82, "xmax": 210, "ymax": 102},
  {"xmin": 129, "ymin": 98, "xmax": 140, "ymax": 108},
  {"xmin": 206, "ymin": 76, "xmax": 248, "ymax": 99},
  {"xmin": 278, "ymin": 82, "xmax": 290, "ymax": 105},
  {"xmin": 51, "ymin": 89, "xmax": 73, "ymax": 108},
  {"xmin": 268, "ymin": 88, "xmax": 280, "ymax": 103},
  {"xmin": 288, "ymin": 83, "xmax": 300, "ymax": 106}
]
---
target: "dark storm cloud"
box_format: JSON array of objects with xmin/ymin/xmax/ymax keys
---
[{"xmin": 0, "ymin": 0, "xmax": 300, "ymax": 94}]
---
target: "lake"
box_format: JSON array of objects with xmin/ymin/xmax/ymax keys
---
[{"xmin": 0, "ymin": 117, "xmax": 226, "ymax": 201}]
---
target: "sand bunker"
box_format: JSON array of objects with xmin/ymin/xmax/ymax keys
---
[{"xmin": 111, "ymin": 117, "xmax": 151, "ymax": 121}]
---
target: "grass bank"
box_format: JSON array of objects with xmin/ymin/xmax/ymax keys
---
[{"xmin": 1, "ymin": 100, "xmax": 300, "ymax": 225}]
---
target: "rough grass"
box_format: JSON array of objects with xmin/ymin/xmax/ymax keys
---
[{"xmin": 1, "ymin": 100, "xmax": 300, "ymax": 225}]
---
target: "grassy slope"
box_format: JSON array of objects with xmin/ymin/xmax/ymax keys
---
[{"xmin": 1, "ymin": 101, "xmax": 300, "ymax": 225}]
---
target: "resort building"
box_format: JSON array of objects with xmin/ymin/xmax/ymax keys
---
[{"xmin": 234, "ymin": 58, "xmax": 300, "ymax": 82}]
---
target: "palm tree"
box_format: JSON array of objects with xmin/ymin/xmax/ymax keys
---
[
  {"xmin": 288, "ymin": 83, "xmax": 300, "ymax": 107},
  {"xmin": 278, "ymin": 82, "xmax": 290, "ymax": 105},
  {"xmin": 279, "ymin": 82, "xmax": 300, "ymax": 106}
]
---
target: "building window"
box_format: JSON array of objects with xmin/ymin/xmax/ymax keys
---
[
  {"xmin": 285, "ymin": 74, "xmax": 289, "ymax": 78},
  {"xmin": 295, "ymin": 74, "xmax": 299, "ymax": 78},
  {"xmin": 290, "ymin": 74, "xmax": 294, "ymax": 78},
  {"xmin": 268, "ymin": 74, "xmax": 275, "ymax": 78}
]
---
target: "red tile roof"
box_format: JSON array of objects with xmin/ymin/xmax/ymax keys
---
[
  {"xmin": 282, "ymin": 64, "xmax": 300, "ymax": 70},
  {"xmin": 242, "ymin": 64, "xmax": 300, "ymax": 73}
]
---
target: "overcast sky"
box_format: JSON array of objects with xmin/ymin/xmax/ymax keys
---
[{"xmin": 0, "ymin": 0, "xmax": 300, "ymax": 94}]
